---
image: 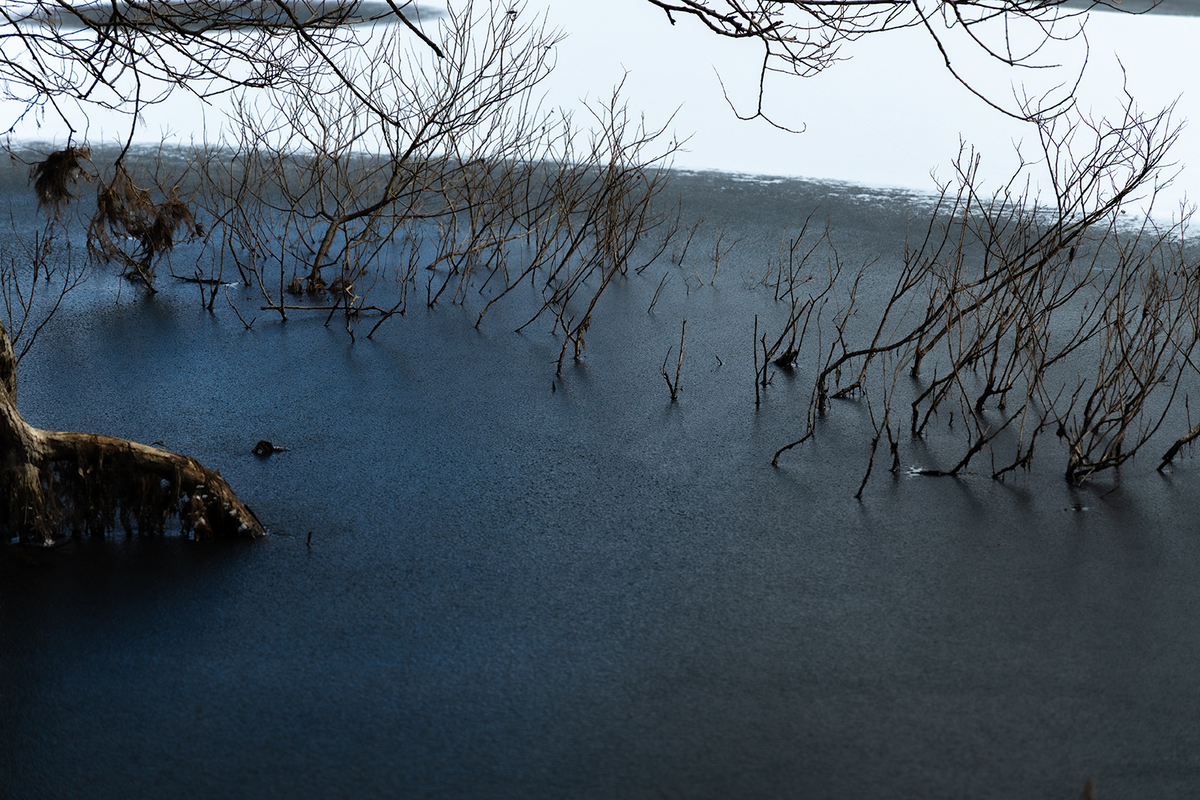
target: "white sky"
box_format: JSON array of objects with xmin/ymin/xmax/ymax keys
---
[
  {"xmin": 5, "ymin": 1, "xmax": 1197, "ymax": 211},
  {"xmin": 534, "ymin": 1, "xmax": 1199, "ymax": 209}
]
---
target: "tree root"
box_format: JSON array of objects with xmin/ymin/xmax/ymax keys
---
[{"xmin": 1, "ymin": 321, "xmax": 264, "ymax": 545}]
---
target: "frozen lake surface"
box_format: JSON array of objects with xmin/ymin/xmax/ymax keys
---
[{"xmin": 2, "ymin": 168, "xmax": 1200, "ymax": 798}]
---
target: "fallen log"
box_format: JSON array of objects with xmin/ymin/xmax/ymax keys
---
[{"xmin": 0, "ymin": 320, "xmax": 264, "ymax": 545}]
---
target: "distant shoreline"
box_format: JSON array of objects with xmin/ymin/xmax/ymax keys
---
[{"xmin": 1068, "ymin": 0, "xmax": 1200, "ymax": 17}]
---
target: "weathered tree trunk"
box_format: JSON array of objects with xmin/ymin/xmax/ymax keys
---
[{"xmin": 0, "ymin": 320, "xmax": 264, "ymax": 545}]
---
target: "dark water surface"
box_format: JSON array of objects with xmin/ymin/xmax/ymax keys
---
[{"xmin": 2, "ymin": 171, "xmax": 1200, "ymax": 798}]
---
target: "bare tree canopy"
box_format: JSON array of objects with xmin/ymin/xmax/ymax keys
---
[
  {"xmin": 0, "ymin": 0, "xmax": 444, "ymax": 135},
  {"xmin": 641, "ymin": 0, "xmax": 1155, "ymax": 123},
  {"xmin": 0, "ymin": 0, "xmax": 1162, "ymax": 138}
]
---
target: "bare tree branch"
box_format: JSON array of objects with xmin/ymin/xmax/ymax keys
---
[{"xmin": 643, "ymin": 0, "xmax": 1156, "ymax": 124}]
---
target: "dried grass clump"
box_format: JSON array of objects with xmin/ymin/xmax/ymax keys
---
[
  {"xmin": 88, "ymin": 166, "xmax": 201, "ymax": 288},
  {"xmin": 29, "ymin": 146, "xmax": 92, "ymax": 215}
]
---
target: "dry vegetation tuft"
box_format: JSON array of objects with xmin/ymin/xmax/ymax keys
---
[{"xmin": 29, "ymin": 146, "xmax": 91, "ymax": 215}]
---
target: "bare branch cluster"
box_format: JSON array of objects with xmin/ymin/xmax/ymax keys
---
[
  {"xmin": 158, "ymin": 6, "xmax": 682, "ymax": 355},
  {"xmin": 644, "ymin": 0, "xmax": 1148, "ymax": 123},
  {"xmin": 762, "ymin": 94, "xmax": 1198, "ymax": 488},
  {"xmin": 0, "ymin": 0, "xmax": 446, "ymax": 136},
  {"xmin": 0, "ymin": 209, "xmax": 91, "ymax": 366}
]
